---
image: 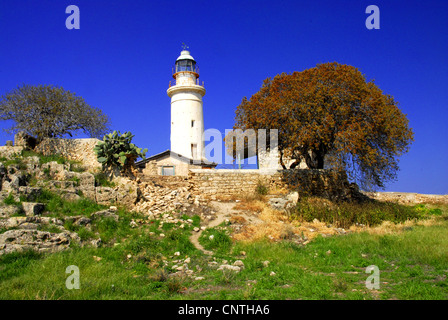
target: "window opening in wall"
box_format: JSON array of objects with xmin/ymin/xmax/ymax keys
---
[{"xmin": 161, "ymin": 166, "xmax": 175, "ymax": 176}]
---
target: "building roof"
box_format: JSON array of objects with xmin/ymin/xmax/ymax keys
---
[{"xmin": 135, "ymin": 149, "xmax": 217, "ymax": 168}]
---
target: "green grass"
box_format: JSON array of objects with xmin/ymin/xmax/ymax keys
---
[
  {"xmin": 199, "ymin": 224, "xmax": 233, "ymax": 256},
  {"xmin": 0, "ymin": 209, "xmax": 446, "ymax": 300},
  {"xmin": 0, "ymin": 180, "xmax": 446, "ymax": 300},
  {"xmin": 35, "ymin": 189, "xmax": 107, "ymax": 218},
  {"xmin": 20, "ymin": 150, "xmax": 85, "ymax": 172}
]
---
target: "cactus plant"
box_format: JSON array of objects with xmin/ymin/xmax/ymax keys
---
[{"xmin": 93, "ymin": 130, "xmax": 147, "ymax": 173}]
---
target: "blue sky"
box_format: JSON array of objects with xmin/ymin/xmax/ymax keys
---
[{"xmin": 0, "ymin": 0, "xmax": 447, "ymax": 194}]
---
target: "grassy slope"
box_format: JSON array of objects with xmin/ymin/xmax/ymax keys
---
[{"xmin": 0, "ymin": 209, "xmax": 447, "ymax": 300}]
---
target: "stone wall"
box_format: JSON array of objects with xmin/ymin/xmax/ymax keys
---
[
  {"xmin": 187, "ymin": 168, "xmax": 361, "ymax": 202},
  {"xmin": 363, "ymin": 192, "xmax": 448, "ymax": 205},
  {"xmin": 34, "ymin": 138, "xmax": 101, "ymax": 170},
  {"xmin": 0, "ymin": 146, "xmax": 24, "ymax": 159},
  {"xmin": 188, "ymin": 169, "xmax": 283, "ymax": 199}
]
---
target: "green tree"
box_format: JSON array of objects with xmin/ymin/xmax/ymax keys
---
[
  {"xmin": 232, "ymin": 62, "xmax": 414, "ymax": 190},
  {"xmin": 0, "ymin": 84, "xmax": 110, "ymax": 142}
]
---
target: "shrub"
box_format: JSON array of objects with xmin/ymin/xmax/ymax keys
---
[
  {"xmin": 289, "ymin": 197, "xmax": 424, "ymax": 228},
  {"xmin": 94, "ymin": 131, "xmax": 147, "ymax": 172},
  {"xmin": 255, "ymin": 180, "xmax": 269, "ymax": 195}
]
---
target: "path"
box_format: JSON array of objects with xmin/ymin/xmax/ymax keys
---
[{"xmin": 189, "ymin": 201, "xmax": 240, "ymax": 255}]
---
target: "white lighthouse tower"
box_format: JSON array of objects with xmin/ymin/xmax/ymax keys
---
[{"xmin": 167, "ymin": 48, "xmax": 206, "ymax": 161}]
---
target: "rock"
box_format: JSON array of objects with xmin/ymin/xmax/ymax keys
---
[
  {"xmin": 19, "ymin": 222, "xmax": 38, "ymax": 230},
  {"xmin": 193, "ymin": 227, "xmax": 200, "ymax": 232},
  {"xmin": 246, "ymin": 280, "xmax": 257, "ymax": 286},
  {"xmin": 116, "ymin": 183, "xmax": 141, "ymax": 207},
  {"xmin": 262, "ymin": 260, "xmax": 270, "ymax": 267},
  {"xmin": 90, "ymin": 209, "xmax": 119, "ymax": 222},
  {"xmin": 217, "ymin": 264, "xmax": 241, "ymax": 272},
  {"xmin": 0, "ymin": 229, "xmax": 78, "ymax": 255},
  {"xmin": 326, "ymin": 250, "xmax": 332, "ymax": 255},
  {"xmin": 18, "ymin": 187, "xmax": 42, "ymax": 202},
  {"xmin": 14, "ymin": 132, "xmax": 37, "ymax": 149},
  {"xmin": 184, "ymin": 257, "xmax": 191, "ymax": 264},
  {"xmin": 0, "ymin": 204, "xmax": 21, "ymax": 218},
  {"xmin": 21, "ymin": 202, "xmax": 45, "ymax": 217},
  {"xmin": 233, "ymin": 260, "xmax": 245, "ymax": 268},
  {"xmin": 61, "ymin": 192, "xmax": 81, "ymax": 202},
  {"xmin": 109, "ymin": 206, "xmax": 118, "ymax": 212},
  {"xmin": 270, "ymin": 271, "xmax": 276, "ymax": 276},
  {"xmin": 72, "ymin": 216, "xmax": 92, "ymax": 227},
  {"xmin": 209, "ymin": 235, "xmax": 214, "ymax": 240},
  {"xmin": 174, "ymin": 251, "xmax": 180, "ymax": 256},
  {"xmin": 195, "ymin": 277, "xmax": 204, "ymax": 281},
  {"xmin": 91, "ymin": 238, "xmax": 102, "ymax": 248},
  {"xmin": 268, "ymin": 197, "xmax": 288, "ymax": 210},
  {"xmin": 79, "ymin": 172, "xmax": 95, "ymax": 188},
  {"xmin": 3, "ymin": 173, "xmax": 26, "ymax": 192},
  {"xmin": 95, "ymin": 187, "xmax": 117, "ymax": 205}
]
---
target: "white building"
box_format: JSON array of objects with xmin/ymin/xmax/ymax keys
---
[
  {"xmin": 168, "ymin": 49, "xmax": 206, "ymax": 161},
  {"xmin": 137, "ymin": 49, "xmax": 216, "ymax": 176}
]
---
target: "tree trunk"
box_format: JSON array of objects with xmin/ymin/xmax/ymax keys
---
[
  {"xmin": 316, "ymin": 154, "xmax": 325, "ymax": 169},
  {"xmin": 279, "ymin": 150, "xmax": 287, "ymax": 170}
]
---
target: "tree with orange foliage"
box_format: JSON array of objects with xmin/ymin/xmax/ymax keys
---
[{"xmin": 233, "ymin": 62, "xmax": 414, "ymax": 190}]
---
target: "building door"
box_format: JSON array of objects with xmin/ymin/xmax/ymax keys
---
[{"xmin": 191, "ymin": 143, "xmax": 197, "ymax": 159}]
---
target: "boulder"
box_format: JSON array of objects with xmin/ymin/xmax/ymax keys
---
[
  {"xmin": 95, "ymin": 187, "xmax": 117, "ymax": 205},
  {"xmin": 0, "ymin": 229, "xmax": 79, "ymax": 255},
  {"xmin": 116, "ymin": 183, "xmax": 141, "ymax": 207},
  {"xmin": 91, "ymin": 209, "xmax": 119, "ymax": 222},
  {"xmin": 14, "ymin": 132, "xmax": 37, "ymax": 149},
  {"xmin": 22, "ymin": 202, "xmax": 45, "ymax": 217},
  {"xmin": 61, "ymin": 192, "xmax": 81, "ymax": 202},
  {"xmin": 0, "ymin": 204, "xmax": 21, "ymax": 218},
  {"xmin": 18, "ymin": 186, "xmax": 42, "ymax": 202}
]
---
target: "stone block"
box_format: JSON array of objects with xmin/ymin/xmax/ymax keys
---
[
  {"xmin": 95, "ymin": 186, "xmax": 117, "ymax": 205},
  {"xmin": 22, "ymin": 202, "xmax": 45, "ymax": 217}
]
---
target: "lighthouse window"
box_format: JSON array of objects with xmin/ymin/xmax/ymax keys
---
[
  {"xmin": 176, "ymin": 60, "xmax": 196, "ymax": 72},
  {"xmin": 191, "ymin": 120, "xmax": 195, "ymax": 127}
]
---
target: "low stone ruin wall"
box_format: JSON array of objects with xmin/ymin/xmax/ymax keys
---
[
  {"xmin": 363, "ymin": 192, "xmax": 448, "ymax": 205},
  {"xmin": 188, "ymin": 168, "xmax": 360, "ymax": 201},
  {"xmin": 188, "ymin": 169, "xmax": 284, "ymax": 199},
  {"xmin": 34, "ymin": 138, "xmax": 101, "ymax": 170},
  {"xmin": 0, "ymin": 146, "xmax": 24, "ymax": 159}
]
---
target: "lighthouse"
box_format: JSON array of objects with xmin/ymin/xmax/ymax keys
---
[{"xmin": 167, "ymin": 48, "xmax": 206, "ymax": 161}]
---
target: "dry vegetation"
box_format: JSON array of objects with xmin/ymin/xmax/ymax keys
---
[{"xmin": 224, "ymin": 193, "xmax": 447, "ymax": 243}]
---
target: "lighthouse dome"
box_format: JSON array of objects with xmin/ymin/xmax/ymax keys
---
[{"xmin": 176, "ymin": 50, "xmax": 195, "ymax": 62}]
